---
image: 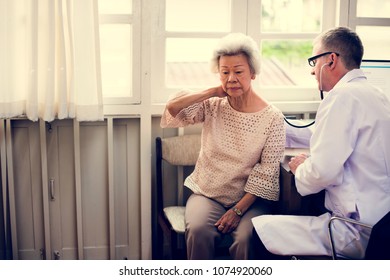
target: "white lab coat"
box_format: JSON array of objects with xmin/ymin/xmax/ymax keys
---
[{"xmin": 252, "ymin": 69, "xmax": 390, "ymax": 258}]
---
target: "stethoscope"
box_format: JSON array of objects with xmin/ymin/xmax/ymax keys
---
[{"xmin": 284, "ymin": 62, "xmax": 330, "ymax": 128}]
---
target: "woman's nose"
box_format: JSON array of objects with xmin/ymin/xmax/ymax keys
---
[{"xmin": 228, "ymin": 73, "xmax": 237, "ymax": 81}]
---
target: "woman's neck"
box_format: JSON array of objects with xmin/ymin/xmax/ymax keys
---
[{"xmin": 228, "ymin": 90, "xmax": 268, "ymax": 113}]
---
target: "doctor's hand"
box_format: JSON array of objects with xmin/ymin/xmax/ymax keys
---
[{"xmin": 288, "ymin": 154, "xmax": 309, "ymax": 175}]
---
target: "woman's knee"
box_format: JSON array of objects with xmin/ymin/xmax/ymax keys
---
[
  {"xmin": 233, "ymin": 226, "xmax": 253, "ymax": 246},
  {"xmin": 187, "ymin": 221, "xmax": 217, "ymax": 240}
]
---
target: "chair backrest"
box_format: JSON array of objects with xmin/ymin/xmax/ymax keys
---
[
  {"xmin": 155, "ymin": 134, "xmax": 201, "ymax": 213},
  {"xmin": 159, "ymin": 134, "xmax": 201, "ymax": 165}
]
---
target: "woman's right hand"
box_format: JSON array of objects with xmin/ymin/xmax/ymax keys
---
[
  {"xmin": 214, "ymin": 85, "xmax": 228, "ymax": 98},
  {"xmin": 166, "ymin": 86, "xmax": 227, "ymax": 117}
]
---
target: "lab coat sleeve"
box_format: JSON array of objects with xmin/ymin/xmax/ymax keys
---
[{"xmin": 295, "ymin": 91, "xmax": 360, "ymax": 196}]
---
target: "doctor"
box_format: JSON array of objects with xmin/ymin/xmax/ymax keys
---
[{"xmin": 252, "ymin": 27, "xmax": 390, "ymax": 259}]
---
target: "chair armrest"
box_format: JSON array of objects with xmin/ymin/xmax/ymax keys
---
[{"xmin": 328, "ymin": 216, "xmax": 372, "ymax": 259}]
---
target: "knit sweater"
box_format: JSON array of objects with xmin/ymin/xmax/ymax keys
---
[{"xmin": 161, "ymin": 93, "xmax": 286, "ymax": 207}]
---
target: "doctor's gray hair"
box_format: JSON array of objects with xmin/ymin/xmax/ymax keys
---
[
  {"xmin": 316, "ymin": 27, "xmax": 364, "ymax": 69},
  {"xmin": 210, "ymin": 33, "xmax": 261, "ymax": 75}
]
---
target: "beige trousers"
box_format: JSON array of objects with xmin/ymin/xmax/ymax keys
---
[{"xmin": 185, "ymin": 193, "xmax": 275, "ymax": 260}]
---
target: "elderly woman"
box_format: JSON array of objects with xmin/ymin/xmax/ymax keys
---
[{"xmin": 160, "ymin": 33, "xmax": 285, "ymax": 259}]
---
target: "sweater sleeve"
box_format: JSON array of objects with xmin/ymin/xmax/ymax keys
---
[
  {"xmin": 160, "ymin": 91, "xmax": 205, "ymax": 128},
  {"xmin": 244, "ymin": 111, "xmax": 286, "ymax": 201}
]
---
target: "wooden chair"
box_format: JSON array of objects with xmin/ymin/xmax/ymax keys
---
[{"xmin": 155, "ymin": 134, "xmax": 201, "ymax": 259}]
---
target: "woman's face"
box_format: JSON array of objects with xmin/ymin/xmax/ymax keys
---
[{"xmin": 218, "ymin": 54, "xmax": 255, "ymax": 97}]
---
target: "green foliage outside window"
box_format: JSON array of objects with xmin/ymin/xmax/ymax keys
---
[{"xmin": 262, "ymin": 40, "xmax": 313, "ymax": 66}]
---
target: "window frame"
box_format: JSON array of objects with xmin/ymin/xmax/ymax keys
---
[
  {"xmin": 247, "ymin": 0, "xmax": 338, "ymax": 104},
  {"xmin": 341, "ymin": 0, "xmax": 390, "ymax": 28},
  {"xmin": 151, "ymin": 0, "xmax": 245, "ymax": 104},
  {"xmin": 150, "ymin": 0, "xmax": 339, "ymax": 111},
  {"xmin": 100, "ymin": 0, "xmax": 390, "ymax": 115},
  {"xmin": 99, "ymin": 0, "xmax": 141, "ymax": 105},
  {"xmin": 342, "ymin": 0, "xmax": 390, "ymax": 60}
]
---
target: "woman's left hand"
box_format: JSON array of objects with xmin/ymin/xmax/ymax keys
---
[{"xmin": 215, "ymin": 209, "xmax": 241, "ymax": 234}]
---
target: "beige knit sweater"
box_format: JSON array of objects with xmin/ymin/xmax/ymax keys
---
[{"xmin": 161, "ymin": 93, "xmax": 286, "ymax": 207}]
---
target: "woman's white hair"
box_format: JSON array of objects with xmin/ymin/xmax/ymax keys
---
[{"xmin": 210, "ymin": 33, "xmax": 261, "ymax": 74}]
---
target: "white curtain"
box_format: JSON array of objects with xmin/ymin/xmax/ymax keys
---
[{"xmin": 0, "ymin": 0, "xmax": 103, "ymax": 121}]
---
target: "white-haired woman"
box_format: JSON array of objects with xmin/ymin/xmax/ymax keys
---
[{"xmin": 161, "ymin": 33, "xmax": 285, "ymax": 259}]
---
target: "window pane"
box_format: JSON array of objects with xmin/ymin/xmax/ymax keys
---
[
  {"xmin": 98, "ymin": 0, "xmax": 132, "ymax": 14},
  {"xmin": 357, "ymin": 26, "xmax": 390, "ymax": 60},
  {"xmin": 260, "ymin": 40, "xmax": 316, "ymax": 87},
  {"xmin": 357, "ymin": 0, "xmax": 390, "ymax": 18},
  {"xmin": 166, "ymin": 0, "xmax": 230, "ymax": 32},
  {"xmin": 166, "ymin": 38, "xmax": 220, "ymax": 87},
  {"xmin": 261, "ymin": 0, "xmax": 322, "ymax": 32},
  {"xmin": 100, "ymin": 25, "xmax": 132, "ymax": 98}
]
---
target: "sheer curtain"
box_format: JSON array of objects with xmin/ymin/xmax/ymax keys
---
[{"xmin": 0, "ymin": 0, "xmax": 103, "ymax": 121}]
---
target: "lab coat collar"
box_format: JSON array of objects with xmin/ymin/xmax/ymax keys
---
[{"xmin": 334, "ymin": 68, "xmax": 367, "ymax": 89}]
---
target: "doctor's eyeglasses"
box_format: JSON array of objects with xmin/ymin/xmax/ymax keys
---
[{"xmin": 308, "ymin": 52, "xmax": 339, "ymax": 67}]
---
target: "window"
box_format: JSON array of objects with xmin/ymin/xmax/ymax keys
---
[
  {"xmin": 352, "ymin": 0, "xmax": 390, "ymax": 60},
  {"xmin": 151, "ymin": 0, "xmax": 331, "ymax": 104},
  {"xmin": 151, "ymin": 0, "xmax": 233, "ymax": 103},
  {"xmin": 256, "ymin": 0, "xmax": 323, "ymax": 88},
  {"xmin": 98, "ymin": 0, "xmax": 141, "ymax": 104},
  {"xmin": 94, "ymin": 0, "xmax": 390, "ymax": 109},
  {"xmin": 356, "ymin": 0, "xmax": 390, "ymax": 18}
]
